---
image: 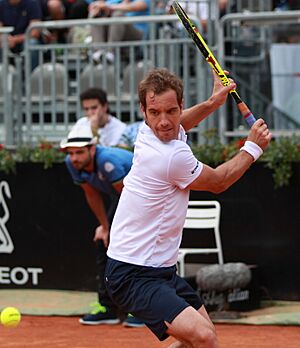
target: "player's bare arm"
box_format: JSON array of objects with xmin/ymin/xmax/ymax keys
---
[
  {"xmin": 181, "ymin": 70, "xmax": 236, "ymax": 132},
  {"xmin": 188, "ymin": 119, "xmax": 272, "ymax": 193}
]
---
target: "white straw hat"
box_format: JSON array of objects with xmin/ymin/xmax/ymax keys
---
[{"xmin": 60, "ymin": 124, "xmax": 97, "ymax": 148}]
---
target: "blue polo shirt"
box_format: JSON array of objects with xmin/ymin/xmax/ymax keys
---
[
  {"xmin": 126, "ymin": 0, "xmax": 151, "ymax": 38},
  {"xmin": 0, "ymin": 0, "xmax": 42, "ymax": 35},
  {"xmin": 66, "ymin": 145, "xmax": 133, "ymax": 195}
]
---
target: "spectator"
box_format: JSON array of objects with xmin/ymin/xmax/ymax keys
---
[
  {"xmin": 67, "ymin": 0, "xmax": 124, "ymax": 20},
  {"xmin": 39, "ymin": 0, "xmax": 72, "ymax": 43},
  {"xmin": 0, "ymin": 0, "xmax": 43, "ymax": 70},
  {"xmin": 167, "ymin": 0, "xmax": 228, "ymax": 33},
  {"xmin": 75, "ymin": 87, "xmax": 127, "ymax": 146},
  {"xmin": 89, "ymin": 0, "xmax": 151, "ymax": 64},
  {"xmin": 60, "ymin": 123, "xmax": 145, "ymax": 327},
  {"xmin": 118, "ymin": 121, "xmax": 143, "ymax": 148},
  {"xmin": 40, "ymin": 0, "xmax": 64, "ymax": 20}
]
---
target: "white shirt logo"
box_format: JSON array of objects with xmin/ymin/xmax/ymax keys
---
[
  {"xmin": 104, "ymin": 162, "xmax": 115, "ymax": 173},
  {"xmin": 0, "ymin": 181, "xmax": 13, "ymax": 253}
]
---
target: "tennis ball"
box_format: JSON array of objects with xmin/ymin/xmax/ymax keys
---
[{"xmin": 0, "ymin": 307, "xmax": 21, "ymax": 328}]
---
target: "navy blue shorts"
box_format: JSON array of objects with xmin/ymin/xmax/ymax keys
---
[{"xmin": 105, "ymin": 258, "xmax": 203, "ymax": 341}]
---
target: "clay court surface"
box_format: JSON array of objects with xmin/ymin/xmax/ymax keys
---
[{"xmin": 1, "ymin": 316, "xmax": 300, "ymax": 348}]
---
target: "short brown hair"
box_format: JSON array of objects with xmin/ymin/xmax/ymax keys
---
[
  {"xmin": 80, "ymin": 87, "xmax": 107, "ymax": 105},
  {"xmin": 138, "ymin": 68, "xmax": 183, "ymax": 109}
]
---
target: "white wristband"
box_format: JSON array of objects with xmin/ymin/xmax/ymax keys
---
[{"xmin": 240, "ymin": 141, "xmax": 263, "ymax": 162}]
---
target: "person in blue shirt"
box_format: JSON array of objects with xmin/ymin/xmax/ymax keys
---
[
  {"xmin": 67, "ymin": 0, "xmax": 123, "ymax": 19},
  {"xmin": 60, "ymin": 123, "xmax": 143, "ymax": 327},
  {"xmin": 0, "ymin": 0, "xmax": 43, "ymax": 69},
  {"xmin": 89, "ymin": 0, "xmax": 151, "ymax": 64}
]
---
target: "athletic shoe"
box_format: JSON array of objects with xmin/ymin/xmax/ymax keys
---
[
  {"xmin": 79, "ymin": 302, "xmax": 120, "ymax": 325},
  {"xmin": 123, "ymin": 313, "xmax": 145, "ymax": 328},
  {"xmin": 92, "ymin": 50, "xmax": 114, "ymax": 65}
]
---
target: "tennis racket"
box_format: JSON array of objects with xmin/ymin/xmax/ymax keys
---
[{"xmin": 172, "ymin": 1, "xmax": 256, "ymax": 127}]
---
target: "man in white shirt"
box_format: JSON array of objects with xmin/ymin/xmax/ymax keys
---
[
  {"xmin": 75, "ymin": 87, "xmax": 126, "ymax": 146},
  {"xmin": 105, "ymin": 68, "xmax": 272, "ymax": 347}
]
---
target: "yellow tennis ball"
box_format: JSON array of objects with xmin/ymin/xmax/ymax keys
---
[{"xmin": 0, "ymin": 307, "xmax": 21, "ymax": 328}]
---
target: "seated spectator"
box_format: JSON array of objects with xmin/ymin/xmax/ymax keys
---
[
  {"xmin": 167, "ymin": 0, "xmax": 228, "ymax": 33},
  {"xmin": 273, "ymin": 0, "xmax": 300, "ymax": 10},
  {"xmin": 118, "ymin": 121, "xmax": 142, "ymax": 148},
  {"xmin": 40, "ymin": 0, "xmax": 64, "ymax": 20},
  {"xmin": 75, "ymin": 87, "xmax": 127, "ymax": 146},
  {"xmin": 89, "ymin": 0, "xmax": 151, "ymax": 64},
  {"xmin": 67, "ymin": 0, "xmax": 124, "ymax": 20},
  {"xmin": 0, "ymin": 0, "xmax": 43, "ymax": 70},
  {"xmin": 273, "ymin": 0, "xmax": 290, "ymax": 11}
]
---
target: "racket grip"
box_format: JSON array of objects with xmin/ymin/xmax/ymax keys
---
[{"xmin": 237, "ymin": 102, "xmax": 256, "ymax": 127}]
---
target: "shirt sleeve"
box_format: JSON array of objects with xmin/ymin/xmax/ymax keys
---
[
  {"xmin": 97, "ymin": 153, "xmax": 128, "ymax": 183},
  {"xmin": 167, "ymin": 143, "xmax": 203, "ymax": 189}
]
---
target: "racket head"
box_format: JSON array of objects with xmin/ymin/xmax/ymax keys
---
[
  {"xmin": 172, "ymin": 1, "xmax": 242, "ymax": 103},
  {"xmin": 172, "ymin": 1, "xmax": 210, "ymax": 59}
]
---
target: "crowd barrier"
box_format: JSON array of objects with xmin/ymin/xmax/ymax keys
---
[
  {"xmin": 1, "ymin": 14, "xmax": 216, "ymax": 146},
  {"xmin": 218, "ymin": 10, "xmax": 300, "ymax": 141},
  {"xmin": 1, "ymin": 4, "xmax": 300, "ymax": 146}
]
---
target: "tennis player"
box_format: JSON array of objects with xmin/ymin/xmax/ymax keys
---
[{"xmin": 105, "ymin": 68, "xmax": 272, "ymax": 347}]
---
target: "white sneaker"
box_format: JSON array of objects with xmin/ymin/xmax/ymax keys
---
[
  {"xmin": 92, "ymin": 50, "xmax": 104, "ymax": 64},
  {"xmin": 104, "ymin": 51, "xmax": 115, "ymax": 64}
]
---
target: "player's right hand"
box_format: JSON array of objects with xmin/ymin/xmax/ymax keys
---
[{"xmin": 247, "ymin": 118, "xmax": 272, "ymax": 151}]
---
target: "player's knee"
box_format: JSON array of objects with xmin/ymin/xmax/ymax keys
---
[{"xmin": 192, "ymin": 327, "xmax": 218, "ymax": 347}]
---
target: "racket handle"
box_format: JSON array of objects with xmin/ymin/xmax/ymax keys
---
[{"xmin": 237, "ymin": 102, "xmax": 256, "ymax": 127}]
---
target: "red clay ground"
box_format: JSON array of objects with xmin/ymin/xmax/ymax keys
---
[{"xmin": 1, "ymin": 316, "xmax": 300, "ymax": 347}]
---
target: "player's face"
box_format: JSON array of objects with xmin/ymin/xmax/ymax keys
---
[
  {"xmin": 82, "ymin": 99, "xmax": 108, "ymax": 128},
  {"xmin": 141, "ymin": 89, "xmax": 183, "ymax": 142},
  {"xmin": 67, "ymin": 146, "xmax": 94, "ymax": 170}
]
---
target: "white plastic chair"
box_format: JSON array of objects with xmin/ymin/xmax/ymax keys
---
[
  {"xmin": 177, "ymin": 200, "xmax": 224, "ymax": 277},
  {"xmin": 30, "ymin": 63, "xmax": 67, "ymax": 100}
]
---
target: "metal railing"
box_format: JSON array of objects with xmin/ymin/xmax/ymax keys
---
[
  {"xmin": 227, "ymin": 0, "xmax": 273, "ymax": 12},
  {"xmin": 218, "ymin": 10, "xmax": 300, "ymax": 141},
  {"xmin": 0, "ymin": 27, "xmax": 14, "ymax": 145},
  {"xmin": 1, "ymin": 7, "xmax": 300, "ymax": 146},
  {"xmin": 19, "ymin": 14, "xmax": 212, "ymax": 145}
]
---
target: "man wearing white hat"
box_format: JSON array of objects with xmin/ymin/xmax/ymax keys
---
[{"xmin": 60, "ymin": 124, "xmax": 143, "ymax": 326}]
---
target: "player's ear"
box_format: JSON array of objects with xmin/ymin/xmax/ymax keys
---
[
  {"xmin": 90, "ymin": 144, "xmax": 96, "ymax": 156},
  {"xmin": 103, "ymin": 102, "xmax": 109, "ymax": 113},
  {"xmin": 180, "ymin": 99, "xmax": 184, "ymax": 112},
  {"xmin": 140, "ymin": 102, "xmax": 146, "ymax": 117}
]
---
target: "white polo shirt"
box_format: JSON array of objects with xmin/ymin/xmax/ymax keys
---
[
  {"xmin": 107, "ymin": 123, "xmax": 203, "ymax": 267},
  {"xmin": 75, "ymin": 115, "xmax": 126, "ymax": 146}
]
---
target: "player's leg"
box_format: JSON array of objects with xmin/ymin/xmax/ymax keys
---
[{"xmin": 165, "ymin": 305, "xmax": 218, "ymax": 348}]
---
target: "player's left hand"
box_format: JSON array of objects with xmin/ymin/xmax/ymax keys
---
[
  {"xmin": 93, "ymin": 225, "xmax": 109, "ymax": 248},
  {"xmin": 210, "ymin": 69, "xmax": 236, "ymax": 108}
]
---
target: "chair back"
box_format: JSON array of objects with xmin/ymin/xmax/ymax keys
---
[
  {"xmin": 178, "ymin": 200, "xmax": 223, "ymax": 277},
  {"xmin": 30, "ymin": 63, "xmax": 67, "ymax": 99},
  {"xmin": 184, "ymin": 201, "xmax": 221, "ymax": 229},
  {"xmin": 80, "ymin": 64, "xmax": 115, "ymax": 96}
]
